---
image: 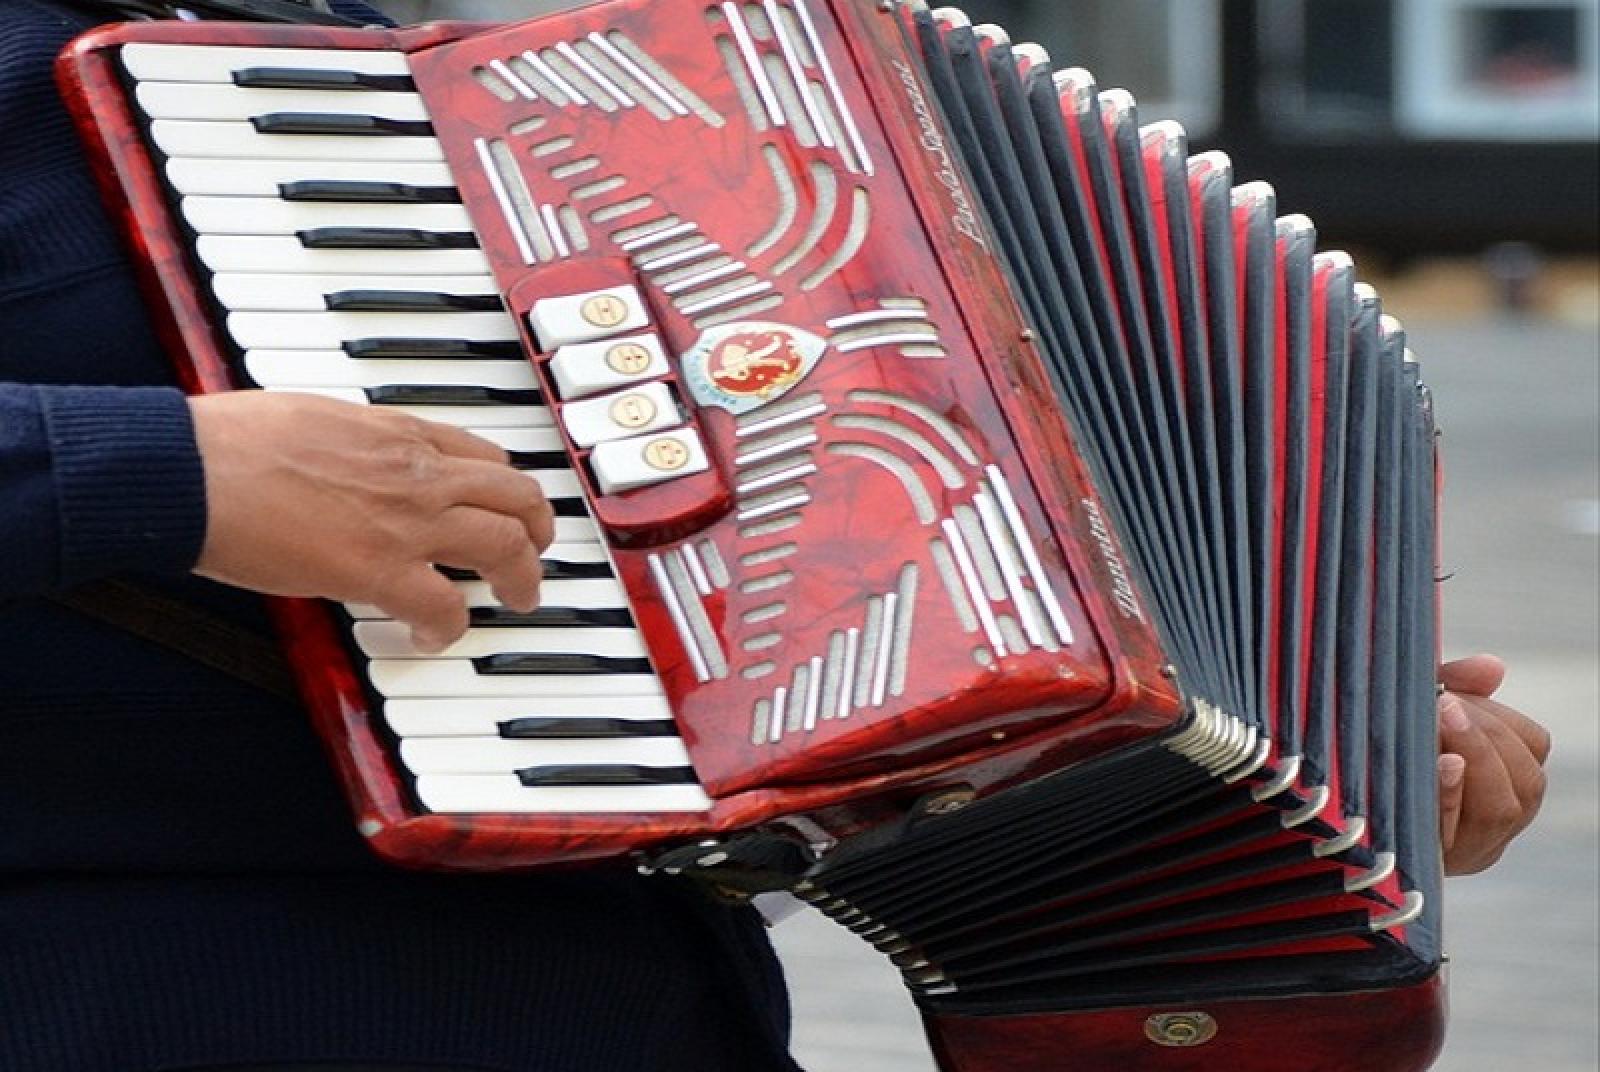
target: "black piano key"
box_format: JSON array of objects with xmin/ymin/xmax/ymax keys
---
[
  {"xmin": 438, "ymin": 560, "xmax": 612, "ymax": 582},
  {"xmin": 252, "ymin": 112, "xmax": 435, "ymax": 137},
  {"xmin": 325, "ymin": 289, "xmax": 503, "ymax": 313},
  {"xmin": 473, "ymin": 654, "xmax": 654, "ymax": 676},
  {"xmin": 548, "ymin": 498, "xmax": 590, "ymax": 519},
  {"xmin": 298, "ymin": 227, "xmax": 479, "ymax": 251},
  {"xmin": 280, "ymin": 180, "xmax": 461, "ymax": 204},
  {"xmin": 508, "ymin": 450, "xmax": 571, "ymax": 470},
  {"xmin": 499, "ymin": 717, "xmax": 677, "ymax": 739},
  {"xmin": 364, "ymin": 384, "xmax": 543, "ymax": 406},
  {"xmin": 233, "ymin": 67, "xmax": 417, "ymax": 92},
  {"xmin": 515, "ymin": 764, "xmax": 699, "ymax": 787},
  {"xmin": 343, "ymin": 338, "xmax": 524, "ymax": 360},
  {"xmin": 469, "ymin": 606, "xmax": 632, "ymax": 629}
]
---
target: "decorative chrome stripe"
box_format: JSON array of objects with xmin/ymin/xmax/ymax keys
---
[
  {"xmin": 765, "ymin": 0, "xmax": 834, "ymax": 148},
  {"xmin": 835, "ymin": 332, "xmax": 942, "ymax": 354},
  {"xmin": 736, "ymin": 461, "xmax": 817, "ymax": 496},
  {"xmin": 769, "ymin": 684, "xmax": 788, "ymax": 743},
  {"xmin": 524, "ymin": 49, "xmax": 584, "ymax": 105},
  {"xmin": 662, "ymin": 259, "xmax": 746, "ymax": 295},
  {"xmin": 541, "ymin": 204, "xmax": 571, "ymax": 258},
  {"xmin": 557, "ymin": 40, "xmax": 634, "ymax": 107},
  {"xmin": 736, "ymin": 491, "xmax": 811, "ymax": 522},
  {"xmin": 677, "ymin": 280, "xmax": 775, "ymax": 316},
  {"xmin": 826, "ymin": 308, "xmax": 931, "ymax": 330},
  {"xmin": 974, "ymin": 489, "xmax": 1045, "ymax": 649},
  {"xmin": 751, "ymin": 697, "xmax": 772, "ymax": 745},
  {"xmin": 941, "ymin": 518, "xmax": 1005, "ymax": 656},
  {"xmin": 791, "ymin": 0, "xmax": 873, "ymax": 175},
  {"xmin": 638, "ymin": 241, "xmax": 722, "ymax": 273},
  {"xmin": 649, "ymin": 552, "xmax": 709, "ymax": 682},
  {"xmin": 803, "ymin": 654, "xmax": 824, "ymax": 731},
  {"xmin": 622, "ymin": 221, "xmax": 698, "ymax": 252},
  {"xmin": 838, "ymin": 626, "xmax": 861, "ymax": 719},
  {"xmin": 473, "ymin": 137, "xmax": 537, "ymax": 266},
  {"xmin": 489, "ymin": 58, "xmax": 538, "ymax": 100},
  {"xmin": 735, "ymin": 431, "xmax": 818, "ymax": 468},
  {"xmin": 588, "ymin": 31, "xmax": 688, "ymax": 116},
  {"xmin": 735, "ymin": 400, "xmax": 827, "ymax": 439},
  {"xmin": 986, "ymin": 465, "xmax": 1074, "ymax": 646},
  {"xmin": 681, "ymin": 544, "xmax": 713, "ymax": 596},
  {"xmin": 723, "ymin": 1, "xmax": 786, "ymax": 128},
  {"xmin": 871, "ymin": 591, "xmax": 896, "ymax": 707}
]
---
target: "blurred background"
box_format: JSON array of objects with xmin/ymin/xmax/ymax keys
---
[{"xmin": 380, "ymin": 1, "xmax": 1598, "ymax": 1068}]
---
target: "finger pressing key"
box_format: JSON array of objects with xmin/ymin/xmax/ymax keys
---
[{"xmin": 428, "ymin": 508, "xmax": 544, "ymax": 612}]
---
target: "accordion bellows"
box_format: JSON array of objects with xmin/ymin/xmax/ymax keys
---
[{"xmin": 58, "ymin": 1, "xmax": 1445, "ymax": 1068}]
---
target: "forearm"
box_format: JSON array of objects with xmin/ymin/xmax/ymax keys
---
[{"xmin": 0, "ymin": 381, "xmax": 206, "ymax": 597}]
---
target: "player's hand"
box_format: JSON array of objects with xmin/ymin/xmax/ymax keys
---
[
  {"xmin": 1437, "ymin": 654, "xmax": 1551, "ymax": 876},
  {"xmin": 190, "ymin": 391, "xmax": 554, "ymax": 652}
]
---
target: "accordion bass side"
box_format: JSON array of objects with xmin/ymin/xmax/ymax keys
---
[{"xmin": 59, "ymin": 2, "xmax": 1447, "ymax": 1069}]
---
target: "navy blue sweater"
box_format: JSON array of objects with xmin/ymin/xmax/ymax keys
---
[{"xmin": 0, "ymin": 3, "xmax": 795, "ymax": 1069}]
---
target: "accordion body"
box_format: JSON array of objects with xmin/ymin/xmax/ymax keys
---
[{"xmin": 59, "ymin": 2, "xmax": 1447, "ymax": 1069}]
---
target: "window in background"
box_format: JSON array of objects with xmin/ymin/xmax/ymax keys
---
[
  {"xmin": 1256, "ymin": 0, "xmax": 1396, "ymax": 136},
  {"xmin": 930, "ymin": 0, "xmax": 1222, "ymax": 135},
  {"xmin": 1396, "ymin": 0, "xmax": 1599, "ymax": 139}
]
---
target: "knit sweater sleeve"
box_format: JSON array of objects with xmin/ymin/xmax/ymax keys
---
[{"xmin": 0, "ymin": 382, "xmax": 206, "ymax": 597}]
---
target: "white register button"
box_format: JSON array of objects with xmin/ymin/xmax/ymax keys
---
[
  {"xmin": 561, "ymin": 381, "xmax": 680, "ymax": 448},
  {"xmin": 549, "ymin": 332, "xmax": 671, "ymax": 399},
  {"xmin": 590, "ymin": 429, "xmax": 710, "ymax": 494},
  {"xmin": 528, "ymin": 286, "xmax": 650, "ymax": 349}
]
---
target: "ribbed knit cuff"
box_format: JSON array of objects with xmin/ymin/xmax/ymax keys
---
[{"xmin": 40, "ymin": 385, "xmax": 206, "ymax": 586}]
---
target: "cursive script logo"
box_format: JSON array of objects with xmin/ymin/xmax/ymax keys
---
[
  {"xmin": 892, "ymin": 59, "xmax": 987, "ymax": 250},
  {"xmin": 1081, "ymin": 497, "xmax": 1143, "ymax": 621}
]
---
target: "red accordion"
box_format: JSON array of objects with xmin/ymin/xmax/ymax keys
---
[{"xmin": 59, "ymin": 1, "xmax": 1447, "ymax": 1068}]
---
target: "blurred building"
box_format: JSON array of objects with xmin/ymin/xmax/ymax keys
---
[
  {"xmin": 966, "ymin": 0, "xmax": 1599, "ymax": 256},
  {"xmin": 377, "ymin": 0, "xmax": 1598, "ymax": 253}
]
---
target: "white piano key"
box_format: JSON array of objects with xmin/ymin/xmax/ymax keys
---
[
  {"xmin": 401, "ymin": 736, "xmax": 691, "ymax": 775},
  {"xmin": 212, "ymin": 273, "xmax": 498, "ymax": 312},
  {"xmin": 183, "ymin": 196, "xmax": 475, "ymax": 237},
  {"xmin": 167, "ymin": 158, "xmax": 457, "ymax": 198},
  {"xmin": 354, "ymin": 622, "xmax": 646, "ymax": 661},
  {"xmin": 529, "ymin": 469, "xmax": 586, "ymax": 501},
  {"xmin": 243, "ymin": 352, "xmax": 537, "ymax": 390},
  {"xmin": 123, "ymin": 43, "xmax": 413, "ymax": 84},
  {"xmin": 383, "ymin": 694, "xmax": 673, "ymax": 737},
  {"xmin": 415, "ymin": 774, "xmax": 712, "ymax": 814},
  {"xmin": 227, "ymin": 310, "xmax": 514, "ymax": 350},
  {"xmin": 263, "ymin": 386, "xmax": 552, "ymax": 430},
  {"xmin": 470, "ymin": 426, "xmax": 567, "ymax": 454},
  {"xmin": 346, "ymin": 576, "xmax": 628, "ymax": 619},
  {"xmin": 136, "ymin": 82, "xmax": 431, "ymax": 122},
  {"xmin": 152, "ymin": 119, "xmax": 444, "ymax": 162},
  {"xmin": 197, "ymin": 235, "xmax": 493, "ymax": 275},
  {"xmin": 371, "ymin": 660, "xmax": 664, "ymax": 698}
]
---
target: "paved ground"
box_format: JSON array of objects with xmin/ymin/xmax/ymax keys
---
[{"xmin": 772, "ymin": 301, "xmax": 1600, "ymax": 1071}]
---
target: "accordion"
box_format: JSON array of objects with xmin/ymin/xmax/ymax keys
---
[{"xmin": 59, "ymin": 1, "xmax": 1446, "ymax": 1068}]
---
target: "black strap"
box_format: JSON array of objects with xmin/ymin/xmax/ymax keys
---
[
  {"xmin": 61, "ymin": 0, "xmax": 365, "ymax": 25},
  {"xmin": 51, "ymin": 579, "xmax": 301, "ymax": 702}
]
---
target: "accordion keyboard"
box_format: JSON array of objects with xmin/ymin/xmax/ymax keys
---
[{"xmin": 123, "ymin": 42, "xmax": 713, "ymax": 815}]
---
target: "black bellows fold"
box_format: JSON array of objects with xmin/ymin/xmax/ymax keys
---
[{"xmin": 796, "ymin": 7, "xmax": 1443, "ymax": 1015}]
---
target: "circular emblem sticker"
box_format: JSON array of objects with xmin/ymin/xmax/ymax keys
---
[{"xmin": 681, "ymin": 321, "xmax": 828, "ymax": 415}]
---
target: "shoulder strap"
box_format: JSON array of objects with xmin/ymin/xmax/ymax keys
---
[
  {"xmin": 51, "ymin": 579, "xmax": 301, "ymax": 702},
  {"xmin": 60, "ymin": 0, "xmax": 364, "ymax": 25}
]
